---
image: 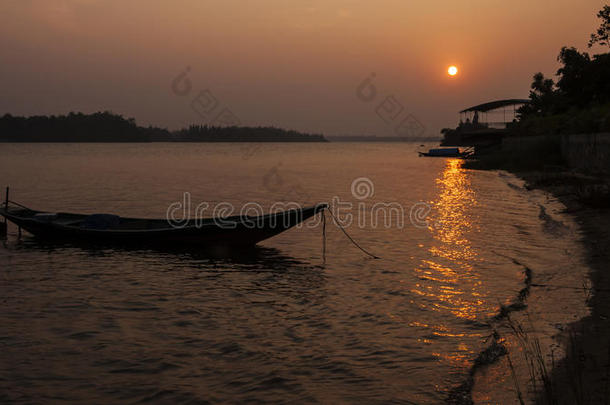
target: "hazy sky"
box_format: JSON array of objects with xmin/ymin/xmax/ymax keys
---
[{"xmin": 1, "ymin": 0, "xmax": 606, "ymax": 137}]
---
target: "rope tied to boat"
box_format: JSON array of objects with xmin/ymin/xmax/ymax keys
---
[
  {"xmin": 6, "ymin": 200, "xmax": 31, "ymax": 210},
  {"xmin": 323, "ymin": 206, "xmax": 380, "ymax": 260}
]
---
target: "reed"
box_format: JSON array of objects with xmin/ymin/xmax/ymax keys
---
[
  {"xmin": 504, "ymin": 314, "xmax": 557, "ymax": 404},
  {"xmin": 501, "ymin": 313, "xmax": 610, "ymax": 404},
  {"xmin": 506, "ymin": 348, "xmax": 526, "ymax": 405}
]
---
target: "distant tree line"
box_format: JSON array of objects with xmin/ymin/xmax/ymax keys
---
[
  {"xmin": 0, "ymin": 112, "xmax": 153, "ymax": 142},
  {"xmin": 0, "ymin": 112, "xmax": 327, "ymax": 142},
  {"xmin": 172, "ymin": 125, "xmax": 326, "ymax": 142},
  {"xmin": 515, "ymin": 5, "xmax": 610, "ymax": 135}
]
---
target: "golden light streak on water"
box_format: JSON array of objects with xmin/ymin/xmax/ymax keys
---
[{"xmin": 412, "ymin": 158, "xmax": 483, "ymax": 363}]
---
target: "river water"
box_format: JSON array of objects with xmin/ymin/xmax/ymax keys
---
[{"xmin": 0, "ymin": 143, "xmax": 590, "ymax": 403}]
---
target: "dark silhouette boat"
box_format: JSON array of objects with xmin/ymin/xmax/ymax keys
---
[
  {"xmin": 0, "ymin": 197, "xmax": 327, "ymax": 247},
  {"xmin": 418, "ymin": 147, "xmax": 473, "ymax": 158}
]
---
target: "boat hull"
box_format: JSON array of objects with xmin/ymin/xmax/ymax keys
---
[{"xmin": 0, "ymin": 204, "xmax": 326, "ymax": 248}]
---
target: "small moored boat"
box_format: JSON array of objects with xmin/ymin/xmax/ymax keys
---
[
  {"xmin": 0, "ymin": 194, "xmax": 327, "ymax": 248},
  {"xmin": 418, "ymin": 147, "xmax": 473, "ymax": 158}
]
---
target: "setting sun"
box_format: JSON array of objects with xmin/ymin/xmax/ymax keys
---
[{"xmin": 448, "ymin": 66, "xmax": 458, "ymax": 76}]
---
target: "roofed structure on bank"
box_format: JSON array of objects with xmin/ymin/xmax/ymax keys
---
[
  {"xmin": 441, "ymin": 98, "xmax": 530, "ymax": 147},
  {"xmin": 460, "ymin": 99, "xmax": 529, "ymax": 113}
]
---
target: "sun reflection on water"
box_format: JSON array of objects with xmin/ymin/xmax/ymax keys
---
[{"xmin": 412, "ymin": 159, "xmax": 487, "ymax": 365}]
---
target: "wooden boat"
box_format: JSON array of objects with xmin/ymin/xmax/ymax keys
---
[
  {"xmin": 0, "ymin": 199, "xmax": 327, "ymax": 247},
  {"xmin": 418, "ymin": 147, "xmax": 473, "ymax": 158}
]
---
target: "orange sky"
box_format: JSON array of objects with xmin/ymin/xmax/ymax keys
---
[{"xmin": 0, "ymin": 0, "xmax": 607, "ymax": 137}]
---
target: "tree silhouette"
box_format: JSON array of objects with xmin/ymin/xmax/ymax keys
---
[
  {"xmin": 516, "ymin": 72, "xmax": 556, "ymax": 118},
  {"xmin": 0, "ymin": 112, "xmax": 327, "ymax": 142},
  {"xmin": 556, "ymin": 47, "xmax": 592, "ymax": 107},
  {"xmin": 589, "ymin": 5, "xmax": 610, "ymax": 49}
]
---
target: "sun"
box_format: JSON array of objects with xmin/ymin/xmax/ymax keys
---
[{"xmin": 448, "ymin": 66, "xmax": 458, "ymax": 76}]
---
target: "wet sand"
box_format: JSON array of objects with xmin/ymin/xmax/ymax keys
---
[
  {"xmin": 480, "ymin": 172, "xmax": 610, "ymax": 404},
  {"xmin": 511, "ymin": 171, "xmax": 610, "ymax": 404}
]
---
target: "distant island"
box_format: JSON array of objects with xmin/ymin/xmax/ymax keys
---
[{"xmin": 0, "ymin": 112, "xmax": 327, "ymax": 142}]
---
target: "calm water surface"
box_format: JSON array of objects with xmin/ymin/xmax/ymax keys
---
[{"xmin": 0, "ymin": 143, "xmax": 590, "ymax": 403}]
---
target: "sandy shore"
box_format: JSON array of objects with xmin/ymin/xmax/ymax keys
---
[{"xmin": 516, "ymin": 171, "xmax": 610, "ymax": 404}]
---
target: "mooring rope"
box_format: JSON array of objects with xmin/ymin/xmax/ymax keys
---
[
  {"xmin": 324, "ymin": 207, "xmax": 380, "ymax": 259},
  {"xmin": 7, "ymin": 200, "xmax": 31, "ymax": 210}
]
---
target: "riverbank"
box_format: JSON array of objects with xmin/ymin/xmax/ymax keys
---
[
  {"xmin": 465, "ymin": 153, "xmax": 610, "ymax": 403},
  {"xmin": 524, "ymin": 171, "xmax": 610, "ymax": 404}
]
